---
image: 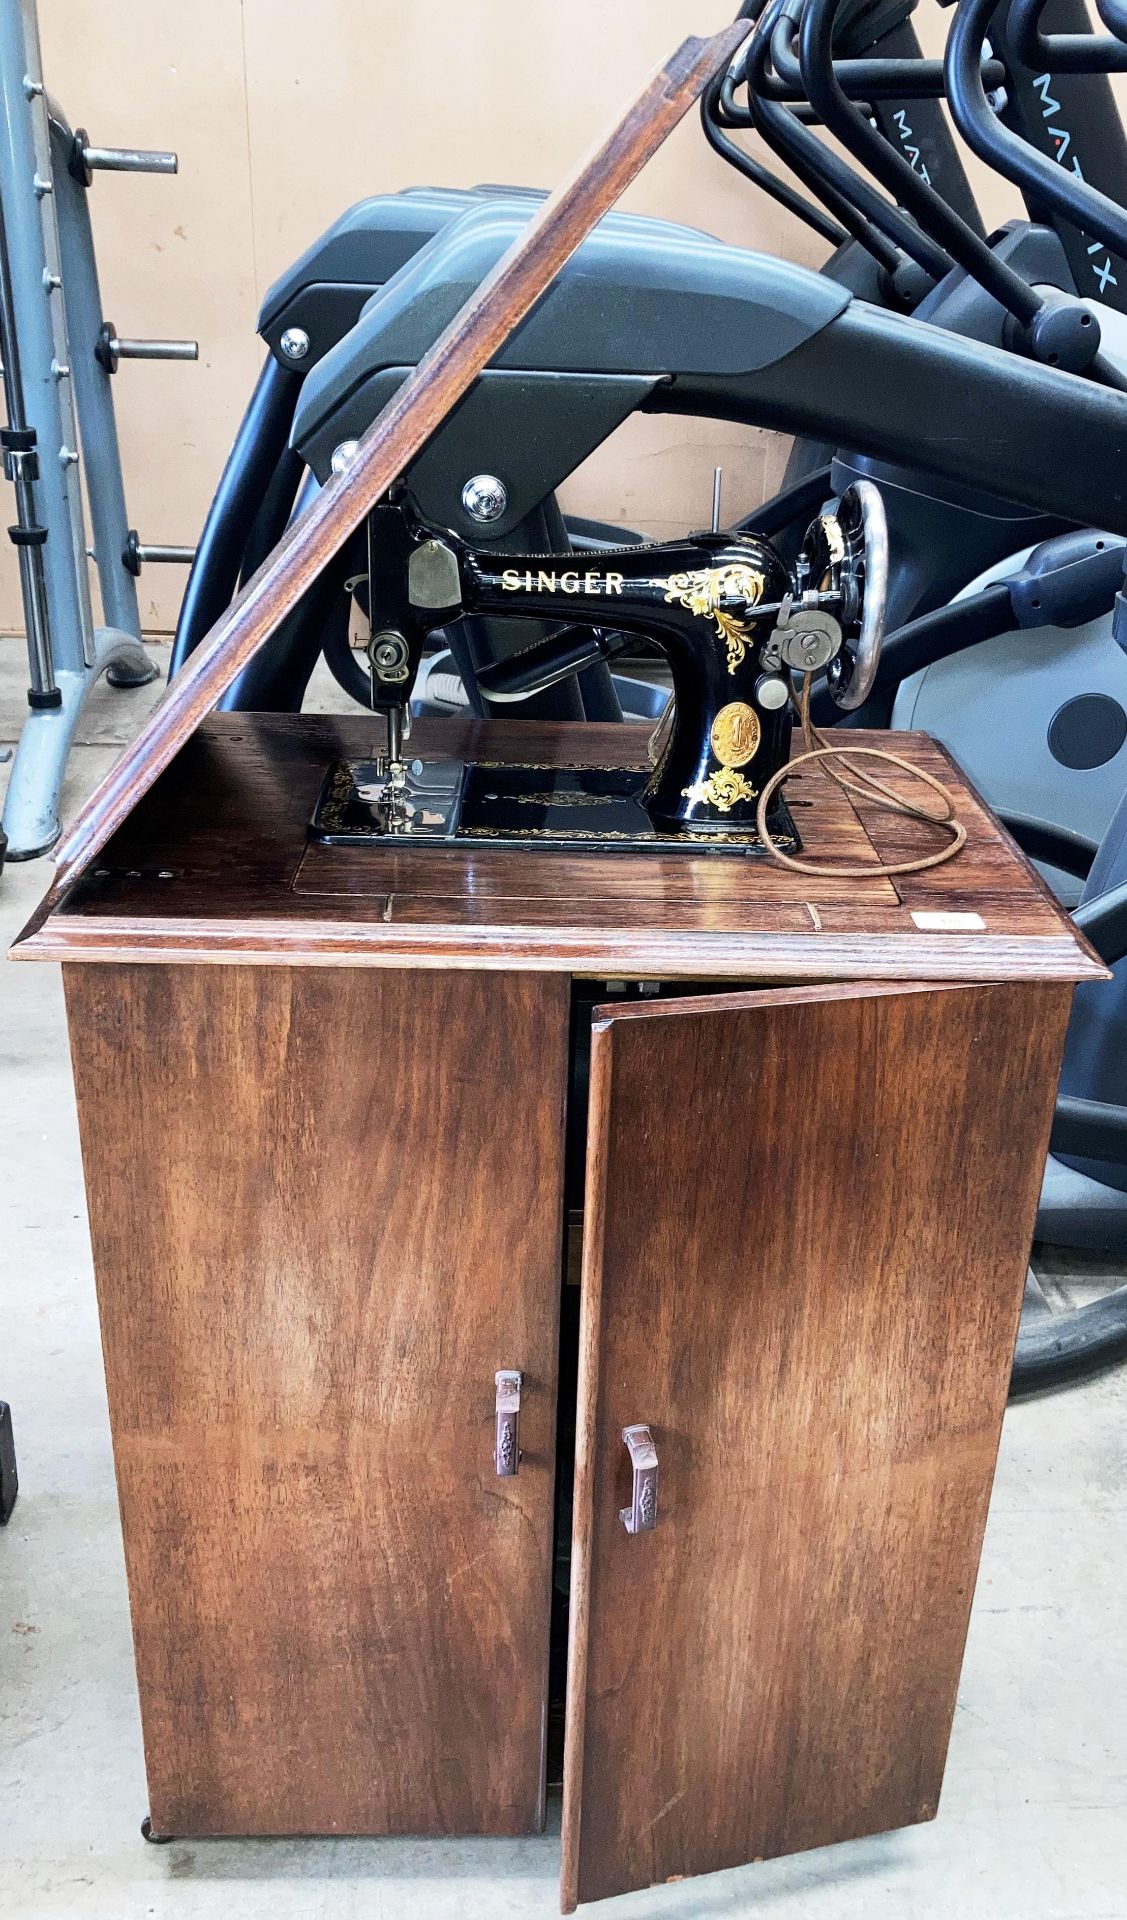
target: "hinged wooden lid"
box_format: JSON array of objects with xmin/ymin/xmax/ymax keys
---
[{"xmin": 27, "ymin": 25, "xmax": 749, "ymax": 921}]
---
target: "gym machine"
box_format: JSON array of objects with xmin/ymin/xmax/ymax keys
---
[{"xmin": 170, "ymin": 0, "xmax": 1127, "ymax": 866}]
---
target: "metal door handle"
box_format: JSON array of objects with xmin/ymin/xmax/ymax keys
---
[
  {"xmin": 620, "ymin": 1425, "xmax": 658, "ymax": 1533},
  {"xmin": 494, "ymin": 1369, "xmax": 522, "ymax": 1476}
]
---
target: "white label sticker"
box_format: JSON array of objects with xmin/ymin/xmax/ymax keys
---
[{"xmin": 910, "ymin": 910, "xmax": 986, "ymax": 932}]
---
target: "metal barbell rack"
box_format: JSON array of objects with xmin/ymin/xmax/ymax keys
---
[
  {"xmin": 96, "ymin": 323, "xmax": 198, "ymax": 374},
  {"xmin": 0, "ymin": 0, "xmax": 200, "ymax": 860},
  {"xmin": 68, "ymin": 131, "xmax": 178, "ymax": 185},
  {"xmin": 123, "ymin": 532, "xmax": 197, "ymax": 576}
]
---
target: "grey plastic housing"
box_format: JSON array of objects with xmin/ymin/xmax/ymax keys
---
[
  {"xmin": 913, "ymin": 219, "xmax": 1075, "ymax": 346},
  {"xmin": 286, "ymin": 188, "xmax": 1127, "ymax": 547},
  {"xmin": 292, "ymin": 196, "xmax": 851, "ymax": 454},
  {"xmin": 259, "ymin": 188, "xmax": 489, "ymax": 368},
  {"xmin": 303, "ymin": 366, "xmax": 655, "ymax": 543}
]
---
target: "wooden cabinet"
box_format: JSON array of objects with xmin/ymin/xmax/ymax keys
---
[{"xmin": 16, "ymin": 715, "xmax": 1103, "ymax": 1908}]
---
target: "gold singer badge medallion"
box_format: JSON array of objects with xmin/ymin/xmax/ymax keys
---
[{"xmin": 709, "ymin": 701, "xmax": 761, "ymax": 769}]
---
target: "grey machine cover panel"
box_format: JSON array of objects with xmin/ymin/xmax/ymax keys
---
[
  {"xmin": 258, "ymin": 189, "xmax": 478, "ymax": 332},
  {"xmin": 291, "ymin": 196, "xmax": 850, "ymax": 456}
]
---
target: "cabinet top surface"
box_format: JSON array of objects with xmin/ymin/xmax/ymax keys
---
[{"xmin": 13, "ymin": 715, "xmax": 1104, "ymax": 982}]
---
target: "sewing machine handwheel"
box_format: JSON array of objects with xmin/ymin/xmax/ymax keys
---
[
  {"xmin": 824, "ymin": 480, "xmax": 888, "ymax": 712},
  {"xmin": 798, "ymin": 480, "xmax": 888, "ymax": 711}
]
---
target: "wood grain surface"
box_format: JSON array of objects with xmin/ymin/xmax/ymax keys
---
[
  {"xmin": 65, "ymin": 963, "xmax": 569, "ymax": 1837},
  {"xmin": 14, "ymin": 716, "xmax": 1104, "ymax": 985},
  {"xmin": 561, "ymin": 977, "xmax": 1072, "ymax": 1908},
  {"xmin": 44, "ymin": 22, "xmax": 749, "ymax": 900}
]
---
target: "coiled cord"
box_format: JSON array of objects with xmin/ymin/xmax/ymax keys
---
[{"xmin": 757, "ymin": 673, "xmax": 967, "ymax": 877}]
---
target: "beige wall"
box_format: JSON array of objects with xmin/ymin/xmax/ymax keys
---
[{"xmin": 2, "ymin": 1, "xmax": 1022, "ymax": 633}]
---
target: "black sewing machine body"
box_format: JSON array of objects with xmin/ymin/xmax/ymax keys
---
[{"xmin": 310, "ymin": 485, "xmax": 883, "ymax": 858}]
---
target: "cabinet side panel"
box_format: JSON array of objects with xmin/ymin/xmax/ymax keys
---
[
  {"xmin": 63, "ymin": 963, "xmax": 568, "ymax": 1838},
  {"xmin": 565, "ymin": 979, "xmax": 1071, "ymax": 1906}
]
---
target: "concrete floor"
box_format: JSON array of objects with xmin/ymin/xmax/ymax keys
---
[{"xmin": 2, "ymin": 641, "xmax": 1127, "ymax": 1920}]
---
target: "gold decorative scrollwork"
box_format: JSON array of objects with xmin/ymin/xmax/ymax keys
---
[
  {"xmin": 819, "ymin": 513, "xmax": 846, "ymax": 565},
  {"xmin": 317, "ymin": 761, "xmax": 356, "ymax": 833},
  {"xmin": 681, "ymin": 767, "xmax": 759, "ymax": 812},
  {"xmin": 511, "ymin": 790, "xmax": 619, "ymax": 807},
  {"xmin": 661, "ymin": 561, "xmax": 767, "ymax": 672}
]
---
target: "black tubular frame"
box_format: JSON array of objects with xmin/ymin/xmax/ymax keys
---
[
  {"xmin": 1074, "ymin": 876, "xmax": 1127, "ymax": 966},
  {"xmin": 235, "ymin": 442, "xmax": 304, "ymax": 590},
  {"xmin": 220, "ymin": 539, "xmax": 353, "ymax": 713},
  {"xmin": 998, "ymin": 812, "xmax": 1098, "ymax": 878},
  {"xmin": 768, "ymin": 1, "xmax": 1006, "ymax": 99},
  {"xmin": 807, "ymin": 583, "xmax": 1015, "ymax": 721},
  {"xmin": 800, "ymin": 0, "xmax": 1042, "ymax": 324},
  {"xmin": 804, "ymin": 531, "xmax": 1127, "ymax": 725},
  {"xmin": 702, "ymin": 0, "xmax": 860, "ymax": 249},
  {"xmin": 1010, "ymin": 0, "xmax": 1127, "ymax": 70},
  {"xmin": 947, "ymin": 0, "xmax": 1127, "ymax": 261},
  {"xmin": 1010, "ymin": 1282, "xmax": 1127, "ymax": 1394},
  {"xmin": 1097, "ymin": 0, "xmax": 1127, "ymax": 37},
  {"xmin": 169, "ymin": 354, "xmax": 300, "ymax": 677},
  {"xmin": 701, "ymin": 68, "xmax": 849, "ymax": 246},
  {"xmin": 850, "ymin": 9, "xmax": 985, "ymax": 234},
  {"xmin": 989, "ymin": 0, "xmax": 1127, "ymax": 317},
  {"xmin": 741, "ymin": 60, "xmax": 903, "ymax": 265},
  {"xmin": 707, "ymin": 0, "xmax": 988, "ymax": 272},
  {"xmin": 745, "ymin": 0, "xmax": 938, "ymax": 275}
]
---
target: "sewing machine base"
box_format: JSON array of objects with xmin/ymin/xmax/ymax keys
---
[{"xmin": 311, "ymin": 757, "xmax": 800, "ymax": 856}]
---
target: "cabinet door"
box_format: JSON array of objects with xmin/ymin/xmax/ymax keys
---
[
  {"xmin": 562, "ymin": 978, "xmax": 1071, "ymax": 1909},
  {"xmin": 65, "ymin": 964, "xmax": 569, "ymax": 1839}
]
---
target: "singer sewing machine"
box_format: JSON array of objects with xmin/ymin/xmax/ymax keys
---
[{"xmin": 309, "ymin": 480, "xmax": 888, "ymax": 857}]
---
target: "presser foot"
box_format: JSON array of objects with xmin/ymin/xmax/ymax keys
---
[{"xmin": 358, "ymin": 752, "xmax": 413, "ymax": 833}]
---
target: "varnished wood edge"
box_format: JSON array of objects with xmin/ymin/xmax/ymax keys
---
[
  {"xmin": 560, "ymin": 1018, "xmax": 616, "ymax": 1913},
  {"xmin": 591, "ymin": 976, "xmax": 1073, "ymax": 1022},
  {"xmin": 10, "ymin": 915, "xmax": 1110, "ymax": 982},
  {"xmin": 9, "ymin": 873, "xmax": 74, "ymax": 952},
  {"xmin": 660, "ymin": 24, "xmax": 752, "ymax": 95},
  {"xmin": 533, "ymin": 974, "xmax": 575, "ymax": 1836}
]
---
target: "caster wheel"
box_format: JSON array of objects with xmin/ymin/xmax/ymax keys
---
[{"xmin": 141, "ymin": 1815, "xmax": 173, "ymax": 1845}]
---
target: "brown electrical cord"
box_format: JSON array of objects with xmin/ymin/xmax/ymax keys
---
[{"xmin": 756, "ymin": 673, "xmax": 968, "ymax": 878}]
